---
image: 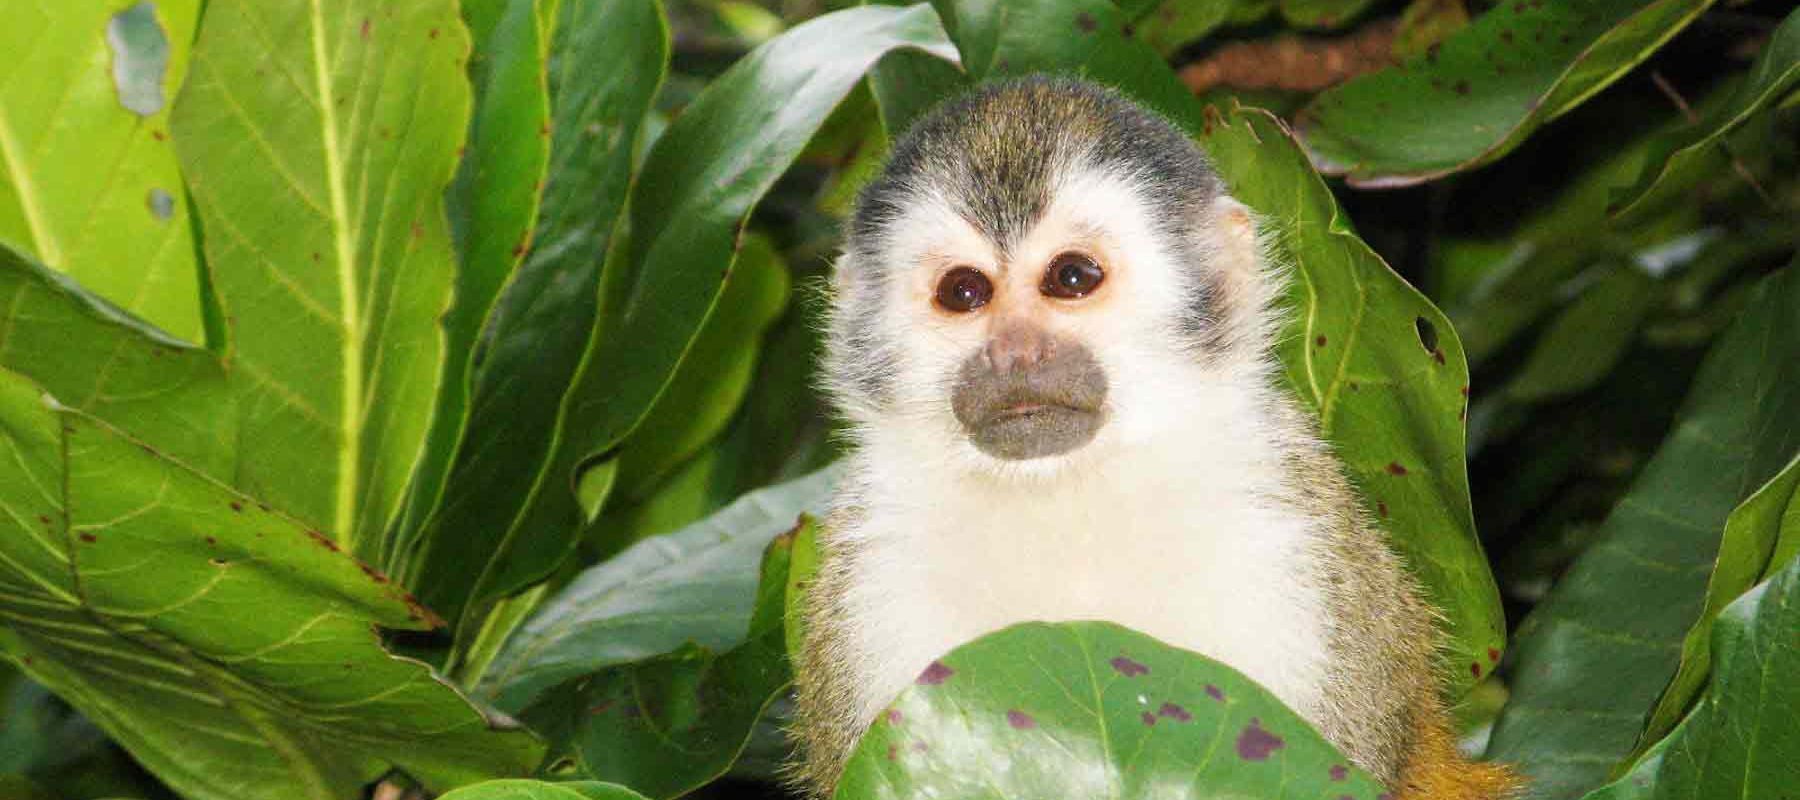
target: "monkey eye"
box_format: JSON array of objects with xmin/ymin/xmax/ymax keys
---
[
  {"xmin": 934, "ymin": 266, "xmax": 993, "ymax": 313},
  {"xmin": 1041, "ymin": 252, "xmax": 1104, "ymax": 299}
]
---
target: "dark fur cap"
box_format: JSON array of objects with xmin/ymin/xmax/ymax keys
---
[{"xmin": 848, "ymin": 75, "xmax": 1223, "ymax": 263}]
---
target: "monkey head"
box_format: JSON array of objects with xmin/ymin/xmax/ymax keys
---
[{"xmin": 825, "ymin": 76, "xmax": 1275, "ymax": 475}]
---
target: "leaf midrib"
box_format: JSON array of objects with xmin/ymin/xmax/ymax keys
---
[
  {"xmin": 0, "ymin": 102, "xmax": 58, "ymax": 267},
  {"xmin": 308, "ymin": 0, "xmax": 363, "ymax": 547}
]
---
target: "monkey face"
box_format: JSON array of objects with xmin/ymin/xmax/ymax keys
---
[
  {"xmin": 841, "ymin": 168, "xmax": 1218, "ymax": 469},
  {"xmin": 828, "ymin": 78, "xmax": 1266, "ymax": 475}
]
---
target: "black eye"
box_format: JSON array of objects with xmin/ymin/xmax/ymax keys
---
[
  {"xmin": 935, "ymin": 267, "xmax": 993, "ymax": 313},
  {"xmin": 1041, "ymin": 252, "xmax": 1104, "ymax": 299}
]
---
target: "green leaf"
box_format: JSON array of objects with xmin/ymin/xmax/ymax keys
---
[
  {"xmin": 401, "ymin": 0, "xmax": 670, "ymax": 626},
  {"xmin": 1279, "ymin": 0, "xmax": 1379, "ymax": 29},
  {"xmin": 1392, "ymin": 0, "xmax": 1473, "ymax": 59},
  {"xmin": 0, "ymin": 245, "xmax": 233, "ymax": 476},
  {"xmin": 1504, "ymin": 263, "xmax": 1660, "ymax": 402},
  {"xmin": 0, "ymin": 0, "xmax": 204, "ymax": 342},
  {"xmin": 437, "ymin": 780, "xmax": 651, "ymax": 800},
  {"xmin": 519, "ymin": 520, "xmax": 805, "ymax": 798},
  {"xmin": 926, "ymin": 0, "xmax": 1504, "ymax": 695},
  {"xmin": 481, "ymin": 466, "xmax": 838, "ymax": 710},
  {"xmin": 1297, "ymin": 0, "xmax": 1718, "ymax": 186},
  {"xmin": 171, "ymin": 0, "xmax": 471, "ymax": 554},
  {"xmin": 610, "ymin": 231, "xmax": 790, "ymax": 503},
  {"xmin": 389, "ymin": 0, "xmax": 556, "ymax": 571},
  {"xmin": 835, "ymin": 621, "xmax": 1388, "ymax": 798},
  {"xmin": 1609, "ymin": 8, "xmax": 1800, "ymax": 220},
  {"xmin": 1485, "ymin": 265, "xmax": 1800, "ymax": 799},
  {"xmin": 1125, "ymin": 0, "xmax": 1249, "ymax": 56},
  {"xmin": 1632, "ymin": 453, "xmax": 1800, "ymax": 756},
  {"xmin": 432, "ymin": 2, "xmax": 956, "ymax": 635},
  {"xmin": 0, "ymin": 371, "xmax": 541, "ymax": 800},
  {"xmin": 1582, "ymin": 555, "xmax": 1800, "ymax": 800}
]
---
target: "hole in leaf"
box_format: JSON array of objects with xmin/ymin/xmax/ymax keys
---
[
  {"xmin": 106, "ymin": 2, "xmax": 171, "ymax": 117},
  {"xmin": 1414, "ymin": 317, "xmax": 1438, "ymax": 354}
]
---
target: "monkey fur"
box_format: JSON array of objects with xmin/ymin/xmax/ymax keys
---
[{"xmin": 794, "ymin": 76, "xmax": 1516, "ymax": 799}]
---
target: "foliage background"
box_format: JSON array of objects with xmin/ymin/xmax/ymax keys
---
[{"xmin": 0, "ymin": 0, "xmax": 1795, "ymax": 799}]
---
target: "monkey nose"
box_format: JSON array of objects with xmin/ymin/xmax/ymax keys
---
[{"xmin": 983, "ymin": 325, "xmax": 1054, "ymax": 373}]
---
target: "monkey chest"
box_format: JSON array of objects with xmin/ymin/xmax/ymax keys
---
[{"xmin": 839, "ymin": 501, "xmax": 1335, "ymax": 728}]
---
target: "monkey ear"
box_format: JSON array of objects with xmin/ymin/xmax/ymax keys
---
[
  {"xmin": 1207, "ymin": 195, "xmax": 1261, "ymax": 278},
  {"xmin": 1205, "ymin": 194, "xmax": 1278, "ymax": 304},
  {"xmin": 1197, "ymin": 195, "xmax": 1283, "ymax": 356}
]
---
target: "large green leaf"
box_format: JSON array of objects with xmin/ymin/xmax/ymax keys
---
[
  {"xmin": 1582, "ymin": 555, "xmax": 1800, "ymax": 800},
  {"xmin": 401, "ymin": 0, "xmax": 669, "ymax": 626},
  {"xmin": 1632, "ymin": 453, "xmax": 1800, "ymax": 755},
  {"xmin": 482, "ymin": 466, "xmax": 837, "ymax": 710},
  {"xmin": 0, "ymin": 0, "xmax": 204, "ymax": 342},
  {"xmin": 519, "ymin": 520, "xmax": 805, "ymax": 798},
  {"xmin": 1609, "ymin": 8, "xmax": 1800, "ymax": 220},
  {"xmin": 430, "ymin": 2, "xmax": 956, "ymax": 635},
  {"xmin": 438, "ymin": 780, "xmax": 650, "ymax": 800},
  {"xmin": 172, "ymin": 0, "xmax": 470, "ymax": 554},
  {"xmin": 924, "ymin": 0, "xmax": 1502, "ymax": 696},
  {"xmin": 1485, "ymin": 265, "xmax": 1800, "ymax": 799},
  {"xmin": 0, "ymin": 245, "xmax": 232, "ymax": 476},
  {"xmin": 0, "ymin": 372, "xmax": 540, "ymax": 800},
  {"xmin": 608, "ymin": 232, "xmax": 790, "ymax": 505},
  {"xmin": 389, "ymin": 0, "xmax": 557, "ymax": 571},
  {"xmin": 835, "ymin": 621, "xmax": 1387, "ymax": 798},
  {"xmin": 1297, "ymin": 0, "xmax": 1717, "ymax": 186}
]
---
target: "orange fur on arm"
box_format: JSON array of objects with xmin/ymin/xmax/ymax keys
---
[{"xmin": 1394, "ymin": 696, "xmax": 1522, "ymax": 800}]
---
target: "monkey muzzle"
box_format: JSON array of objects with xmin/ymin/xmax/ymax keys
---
[{"xmin": 950, "ymin": 328, "xmax": 1109, "ymax": 461}]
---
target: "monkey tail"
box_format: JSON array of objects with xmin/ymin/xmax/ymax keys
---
[{"xmin": 1392, "ymin": 696, "xmax": 1523, "ymax": 800}]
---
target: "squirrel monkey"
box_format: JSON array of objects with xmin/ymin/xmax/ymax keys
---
[{"xmin": 794, "ymin": 76, "xmax": 1516, "ymax": 799}]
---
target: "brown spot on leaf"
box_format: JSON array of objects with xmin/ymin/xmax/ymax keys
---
[
  {"xmin": 429, "ymin": 27, "xmax": 439, "ymax": 39},
  {"xmin": 229, "ymin": 501, "xmax": 243, "ymax": 512},
  {"xmin": 1315, "ymin": 335, "xmax": 1327, "ymax": 347},
  {"xmin": 1157, "ymin": 702, "xmax": 1192, "ymax": 722},
  {"xmin": 917, "ymin": 661, "xmax": 954, "ymax": 685},
  {"xmin": 1006, "ymin": 710, "xmax": 1036, "ymax": 729},
  {"xmin": 1235, "ymin": 718, "xmax": 1284, "ymax": 760},
  {"xmin": 304, "ymin": 529, "xmax": 339, "ymax": 552},
  {"xmin": 79, "ymin": 533, "xmax": 97, "ymax": 543},
  {"xmin": 1074, "ymin": 11, "xmax": 1096, "ymax": 32},
  {"xmin": 204, "ymin": 536, "xmax": 217, "ymax": 546},
  {"xmin": 1206, "ymin": 684, "xmax": 1225, "ymax": 701},
  {"xmin": 152, "ymin": 129, "xmax": 167, "ymax": 141},
  {"xmin": 1453, "ymin": 80, "xmax": 1470, "ymax": 96},
  {"xmin": 1331, "ymin": 764, "xmax": 1349, "ymax": 781},
  {"xmin": 1433, "ymin": 348, "xmax": 1446, "ymax": 365},
  {"xmin": 886, "ymin": 708, "xmax": 903, "ymax": 724},
  {"xmin": 1488, "ymin": 647, "xmax": 1501, "ymax": 662},
  {"xmin": 359, "ymin": 18, "xmax": 370, "ymax": 39},
  {"xmin": 1471, "ymin": 661, "xmax": 1483, "ymax": 678},
  {"xmin": 1377, "ymin": 501, "xmax": 1390, "ymax": 518},
  {"xmin": 1386, "ymin": 462, "xmax": 1408, "ymax": 476},
  {"xmin": 1110, "ymin": 656, "xmax": 1149, "ymax": 677}
]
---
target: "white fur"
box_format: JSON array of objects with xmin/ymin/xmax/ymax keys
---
[{"xmin": 828, "ymin": 167, "xmax": 1333, "ymax": 734}]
